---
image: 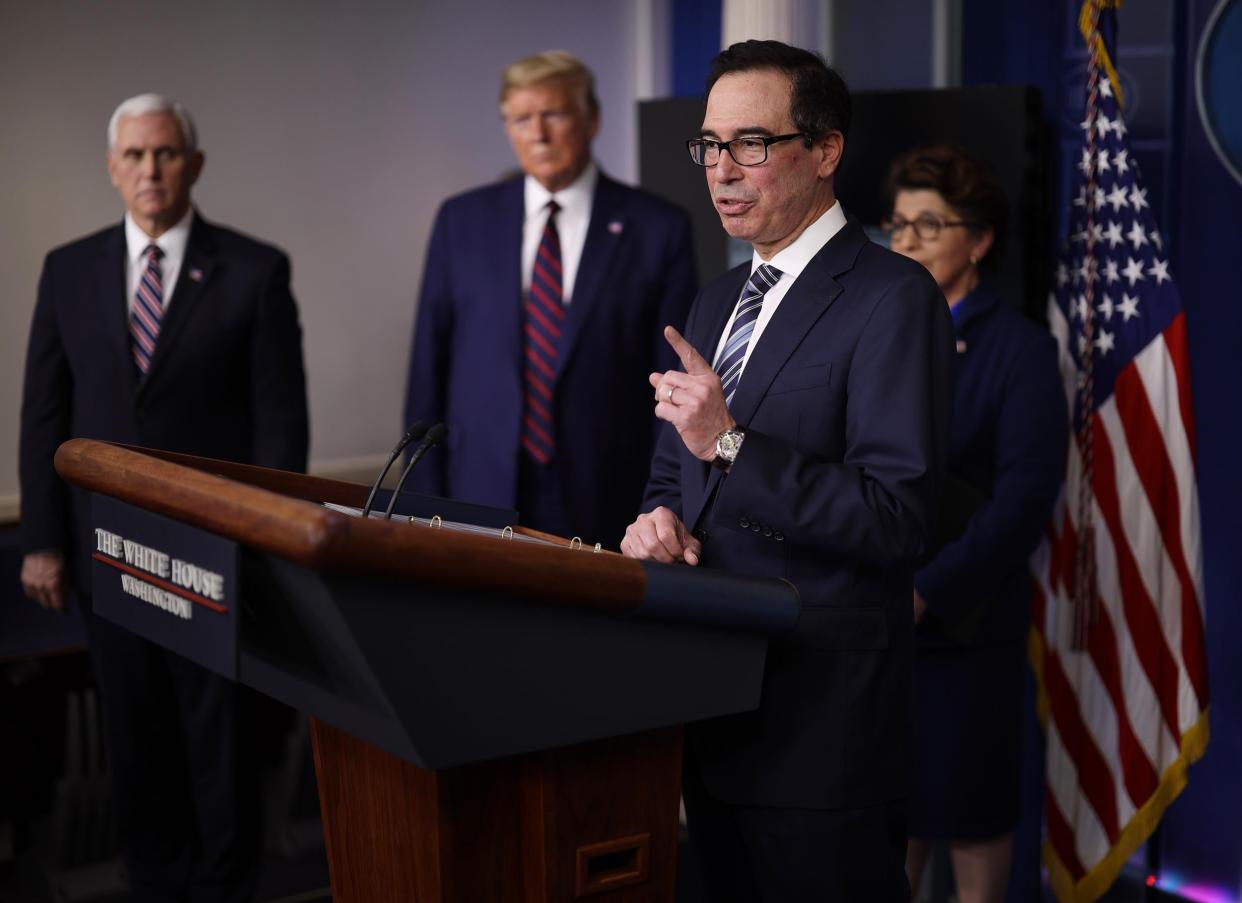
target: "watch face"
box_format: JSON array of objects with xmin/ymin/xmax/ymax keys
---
[{"xmin": 717, "ymin": 430, "xmax": 743, "ymax": 460}]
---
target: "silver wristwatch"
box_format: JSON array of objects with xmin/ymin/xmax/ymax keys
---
[{"xmin": 711, "ymin": 428, "xmax": 745, "ymax": 471}]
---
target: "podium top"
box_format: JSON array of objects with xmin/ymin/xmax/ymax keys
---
[{"xmin": 55, "ymin": 440, "xmax": 798, "ymax": 633}]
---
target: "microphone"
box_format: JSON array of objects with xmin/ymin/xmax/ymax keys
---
[
  {"xmin": 361, "ymin": 421, "xmax": 429, "ymax": 518},
  {"xmin": 384, "ymin": 423, "xmax": 448, "ymax": 519}
]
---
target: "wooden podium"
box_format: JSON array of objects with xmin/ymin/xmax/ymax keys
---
[{"xmin": 56, "ymin": 440, "xmax": 799, "ymax": 902}]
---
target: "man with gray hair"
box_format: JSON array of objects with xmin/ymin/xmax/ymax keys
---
[
  {"xmin": 19, "ymin": 92, "xmax": 308, "ymax": 902},
  {"xmin": 404, "ymin": 51, "xmax": 696, "ymax": 547}
]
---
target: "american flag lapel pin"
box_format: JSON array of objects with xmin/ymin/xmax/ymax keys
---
[
  {"xmin": 608, "ymin": 220, "xmax": 624, "ymax": 235},
  {"xmin": 188, "ymin": 267, "xmax": 204, "ymax": 283}
]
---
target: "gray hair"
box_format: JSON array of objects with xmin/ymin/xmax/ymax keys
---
[{"xmin": 107, "ymin": 93, "xmax": 198, "ymax": 153}]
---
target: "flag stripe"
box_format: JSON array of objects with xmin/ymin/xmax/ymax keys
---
[
  {"xmin": 1082, "ymin": 487, "xmax": 1181, "ymax": 776},
  {"xmin": 1161, "ymin": 312, "xmax": 1197, "ymax": 461},
  {"xmin": 1086, "ymin": 417, "xmax": 1185, "ymax": 743},
  {"xmin": 1045, "ymin": 785, "xmax": 1088, "ymax": 881},
  {"xmin": 1042, "ymin": 642, "xmax": 1121, "ymax": 840},
  {"xmin": 1111, "ymin": 366, "xmax": 1209, "ymax": 709},
  {"xmin": 1045, "ymin": 712, "xmax": 1111, "ymax": 869},
  {"xmin": 1096, "ymin": 399, "xmax": 1192, "ymax": 721},
  {"xmin": 1135, "ymin": 328, "xmax": 1203, "ymax": 609}
]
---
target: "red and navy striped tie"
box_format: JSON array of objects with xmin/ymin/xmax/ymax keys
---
[
  {"xmin": 130, "ymin": 244, "xmax": 164, "ymax": 374},
  {"xmin": 522, "ymin": 200, "xmax": 564, "ymax": 464},
  {"xmin": 713, "ymin": 263, "xmax": 782, "ymax": 406}
]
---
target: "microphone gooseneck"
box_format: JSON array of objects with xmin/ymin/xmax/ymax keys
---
[
  {"xmin": 384, "ymin": 423, "xmax": 448, "ymax": 520},
  {"xmin": 361, "ymin": 421, "xmax": 429, "ymax": 518}
]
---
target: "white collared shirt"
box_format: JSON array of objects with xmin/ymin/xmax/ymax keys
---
[
  {"xmin": 521, "ymin": 163, "xmax": 597, "ymax": 305},
  {"xmin": 710, "ymin": 201, "xmax": 849, "ymax": 376},
  {"xmin": 124, "ymin": 208, "xmax": 193, "ymax": 312}
]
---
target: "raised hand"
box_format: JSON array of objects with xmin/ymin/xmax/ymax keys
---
[{"xmin": 648, "ymin": 326, "xmax": 734, "ymax": 461}]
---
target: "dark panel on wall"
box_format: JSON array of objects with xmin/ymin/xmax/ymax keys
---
[
  {"xmin": 639, "ymin": 98, "xmax": 726, "ymax": 285},
  {"xmin": 641, "ymin": 87, "xmax": 1050, "ymax": 318}
]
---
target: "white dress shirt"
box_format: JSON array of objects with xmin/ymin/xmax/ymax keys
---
[
  {"xmin": 710, "ymin": 201, "xmax": 849, "ymax": 376},
  {"xmin": 521, "ymin": 163, "xmax": 597, "ymax": 305},
  {"xmin": 124, "ymin": 208, "xmax": 193, "ymax": 312}
]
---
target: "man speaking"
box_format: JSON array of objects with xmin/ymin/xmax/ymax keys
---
[{"xmin": 622, "ymin": 42, "xmax": 954, "ymax": 900}]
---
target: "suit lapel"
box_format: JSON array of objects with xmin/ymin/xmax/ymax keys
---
[
  {"xmin": 728, "ymin": 221, "xmax": 867, "ymax": 424},
  {"xmin": 554, "ymin": 173, "xmax": 623, "ymax": 380},
  {"xmin": 681, "ymin": 265, "xmax": 749, "ymax": 533},
  {"xmin": 686, "ymin": 220, "xmax": 867, "ymax": 531},
  {"xmin": 496, "ymin": 180, "xmax": 525, "ymax": 382},
  {"xmin": 725, "ymin": 261, "xmax": 841, "ymax": 425},
  {"xmin": 98, "ymin": 225, "xmax": 136, "ymax": 390},
  {"xmin": 141, "ymin": 213, "xmax": 216, "ymax": 390}
]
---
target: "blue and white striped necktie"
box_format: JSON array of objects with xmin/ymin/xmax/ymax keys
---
[{"xmin": 713, "ymin": 263, "xmax": 782, "ymax": 405}]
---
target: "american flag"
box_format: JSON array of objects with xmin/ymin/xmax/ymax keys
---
[{"xmin": 1030, "ymin": 3, "xmax": 1210, "ymax": 901}]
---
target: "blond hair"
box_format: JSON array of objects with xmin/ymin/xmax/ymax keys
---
[{"xmin": 500, "ymin": 51, "xmax": 598, "ymax": 116}]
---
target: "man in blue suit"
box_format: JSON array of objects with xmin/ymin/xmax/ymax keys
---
[
  {"xmin": 404, "ymin": 51, "xmax": 696, "ymax": 547},
  {"xmin": 19, "ymin": 93, "xmax": 308, "ymax": 902},
  {"xmin": 621, "ymin": 42, "xmax": 954, "ymax": 900}
]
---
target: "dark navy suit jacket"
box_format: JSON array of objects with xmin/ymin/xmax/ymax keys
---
[
  {"xmin": 914, "ymin": 286, "xmax": 1068, "ymax": 646},
  {"xmin": 644, "ymin": 220, "xmax": 954, "ymax": 809},
  {"xmin": 404, "ymin": 172, "xmax": 696, "ymax": 548},
  {"xmin": 20, "ymin": 213, "xmax": 310, "ymax": 595}
]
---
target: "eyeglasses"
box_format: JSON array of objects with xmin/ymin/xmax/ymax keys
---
[
  {"xmin": 881, "ymin": 214, "xmax": 980, "ymax": 242},
  {"xmin": 686, "ymin": 133, "xmax": 806, "ymax": 167}
]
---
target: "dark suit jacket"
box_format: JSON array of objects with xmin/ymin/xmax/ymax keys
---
[
  {"xmin": 20, "ymin": 212, "xmax": 309, "ymax": 595},
  {"xmin": 404, "ymin": 171, "xmax": 696, "ymax": 548},
  {"xmin": 644, "ymin": 220, "xmax": 954, "ymax": 810},
  {"xmin": 915, "ymin": 286, "xmax": 1067, "ymax": 646}
]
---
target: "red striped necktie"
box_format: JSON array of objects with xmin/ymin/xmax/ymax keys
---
[
  {"xmin": 130, "ymin": 243, "xmax": 164, "ymax": 374},
  {"xmin": 522, "ymin": 200, "xmax": 565, "ymax": 465}
]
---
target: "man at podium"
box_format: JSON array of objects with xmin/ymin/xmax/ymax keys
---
[
  {"xmin": 18, "ymin": 93, "xmax": 309, "ymax": 902},
  {"xmin": 622, "ymin": 41, "xmax": 953, "ymax": 900}
]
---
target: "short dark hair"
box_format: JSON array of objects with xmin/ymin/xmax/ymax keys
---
[
  {"xmin": 884, "ymin": 144, "xmax": 1008, "ymax": 268},
  {"xmin": 706, "ymin": 40, "xmax": 851, "ymax": 146}
]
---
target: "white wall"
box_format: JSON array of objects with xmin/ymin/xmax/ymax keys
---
[{"xmin": 0, "ymin": 0, "xmax": 654, "ymax": 515}]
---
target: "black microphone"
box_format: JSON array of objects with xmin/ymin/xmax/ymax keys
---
[
  {"xmin": 361, "ymin": 421, "xmax": 429, "ymax": 518},
  {"xmin": 384, "ymin": 423, "xmax": 448, "ymax": 520}
]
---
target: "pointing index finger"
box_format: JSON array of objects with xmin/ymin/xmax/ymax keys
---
[{"xmin": 664, "ymin": 326, "xmax": 712, "ymax": 376}]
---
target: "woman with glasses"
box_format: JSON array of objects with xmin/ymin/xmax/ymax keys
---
[{"xmin": 884, "ymin": 145, "xmax": 1068, "ymax": 903}]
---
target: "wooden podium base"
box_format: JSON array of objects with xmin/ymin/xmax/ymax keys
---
[{"xmin": 310, "ymin": 719, "xmax": 683, "ymax": 902}]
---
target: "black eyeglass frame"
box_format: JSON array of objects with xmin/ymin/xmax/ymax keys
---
[
  {"xmin": 880, "ymin": 215, "xmax": 983, "ymax": 242},
  {"xmin": 686, "ymin": 133, "xmax": 808, "ymax": 167}
]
